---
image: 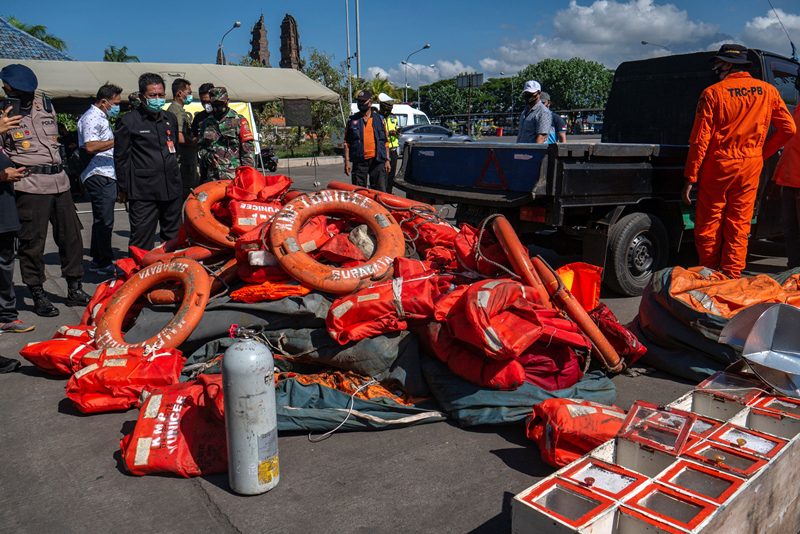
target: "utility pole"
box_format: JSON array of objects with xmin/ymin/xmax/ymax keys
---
[
  {"xmin": 345, "ymin": 0, "xmax": 353, "ymax": 104},
  {"xmin": 355, "ymin": 0, "xmax": 361, "ymax": 77}
]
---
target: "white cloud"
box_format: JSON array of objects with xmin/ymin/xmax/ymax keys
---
[
  {"xmin": 365, "ymin": 59, "xmax": 477, "ymax": 87},
  {"xmin": 367, "ymin": 2, "xmax": 799, "ymax": 85},
  {"xmin": 741, "ymin": 9, "xmax": 800, "ymax": 57},
  {"xmin": 367, "ymin": 66, "xmax": 389, "ymax": 80},
  {"xmin": 479, "ymin": 0, "xmax": 725, "ymax": 73}
]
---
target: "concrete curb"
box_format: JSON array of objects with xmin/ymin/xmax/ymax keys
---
[{"xmin": 280, "ymin": 155, "xmax": 342, "ymax": 167}]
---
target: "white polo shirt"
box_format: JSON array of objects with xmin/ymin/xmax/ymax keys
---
[{"xmin": 77, "ymin": 104, "xmax": 115, "ymax": 181}]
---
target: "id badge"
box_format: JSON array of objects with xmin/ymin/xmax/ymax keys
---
[{"xmin": 166, "ymin": 139, "xmax": 176, "ymax": 154}]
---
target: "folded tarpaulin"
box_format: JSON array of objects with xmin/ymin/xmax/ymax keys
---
[
  {"xmin": 276, "ymin": 375, "xmax": 444, "ymax": 433},
  {"xmin": 634, "ymin": 266, "xmax": 800, "ymax": 382},
  {"xmin": 421, "ymin": 355, "xmax": 616, "ymax": 427},
  {"xmin": 185, "ymin": 331, "xmax": 430, "ymax": 399}
]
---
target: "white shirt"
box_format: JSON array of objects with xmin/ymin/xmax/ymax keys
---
[{"xmin": 77, "ymin": 104, "xmax": 115, "ymax": 181}]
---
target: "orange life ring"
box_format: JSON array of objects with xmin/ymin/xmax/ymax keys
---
[
  {"xmin": 141, "ymin": 237, "xmax": 226, "ymax": 266},
  {"xmin": 269, "ymin": 190, "xmax": 405, "ymax": 294},
  {"xmin": 146, "ymin": 258, "xmax": 238, "ymax": 305},
  {"xmin": 184, "ymin": 180, "xmax": 236, "ymax": 249},
  {"xmin": 95, "ymin": 258, "xmax": 211, "ymax": 352}
]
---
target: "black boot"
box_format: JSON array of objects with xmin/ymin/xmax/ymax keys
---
[
  {"xmin": 66, "ymin": 279, "xmax": 91, "ymax": 307},
  {"xmin": 29, "ymin": 286, "xmax": 59, "ymax": 317}
]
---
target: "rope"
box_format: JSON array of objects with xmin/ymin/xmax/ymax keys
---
[
  {"xmin": 475, "ymin": 214, "xmax": 521, "ymax": 280},
  {"xmin": 307, "ymin": 379, "xmax": 379, "ymax": 443}
]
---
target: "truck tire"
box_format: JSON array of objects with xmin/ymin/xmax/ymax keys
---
[{"xmin": 605, "ymin": 212, "xmax": 668, "ymax": 297}]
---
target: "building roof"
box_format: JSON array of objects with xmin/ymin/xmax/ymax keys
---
[{"xmin": 0, "ymin": 17, "xmax": 72, "ymax": 61}]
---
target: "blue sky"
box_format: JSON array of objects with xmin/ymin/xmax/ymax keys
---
[{"xmin": 4, "ymin": 0, "xmax": 799, "ymax": 86}]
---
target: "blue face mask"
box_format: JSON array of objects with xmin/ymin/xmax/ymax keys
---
[
  {"xmin": 184, "ymin": 94, "xmax": 193, "ymax": 105},
  {"xmin": 107, "ymin": 104, "xmax": 120, "ymax": 117},
  {"xmin": 145, "ymin": 97, "xmax": 166, "ymax": 112}
]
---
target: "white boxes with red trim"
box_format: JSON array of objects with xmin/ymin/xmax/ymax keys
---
[{"xmin": 512, "ymin": 369, "xmax": 800, "ymax": 533}]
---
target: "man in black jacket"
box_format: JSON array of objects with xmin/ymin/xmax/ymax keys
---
[{"xmin": 114, "ymin": 73, "xmax": 182, "ymax": 251}]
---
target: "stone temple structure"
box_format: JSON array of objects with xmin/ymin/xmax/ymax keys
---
[{"xmin": 279, "ymin": 14, "xmax": 301, "ymax": 70}]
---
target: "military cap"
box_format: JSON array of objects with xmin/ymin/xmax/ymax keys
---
[
  {"xmin": 210, "ymin": 87, "xmax": 229, "ymax": 102},
  {"xmin": 0, "ymin": 64, "xmax": 38, "ymax": 93}
]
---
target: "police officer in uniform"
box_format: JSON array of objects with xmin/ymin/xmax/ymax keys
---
[
  {"xmin": 114, "ymin": 73, "xmax": 182, "ymax": 251},
  {"xmin": 0, "ymin": 64, "xmax": 89, "ymax": 317},
  {"xmin": 198, "ymin": 87, "xmax": 255, "ymax": 180}
]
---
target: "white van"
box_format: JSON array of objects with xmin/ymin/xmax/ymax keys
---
[{"xmin": 348, "ymin": 103, "xmax": 431, "ymax": 127}]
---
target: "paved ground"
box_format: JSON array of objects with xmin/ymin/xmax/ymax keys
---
[{"xmin": 0, "ymin": 163, "xmax": 785, "ymax": 533}]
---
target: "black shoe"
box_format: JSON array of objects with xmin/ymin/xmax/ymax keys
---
[
  {"xmin": 0, "ymin": 356, "xmax": 20, "ymax": 373},
  {"xmin": 29, "ymin": 286, "xmax": 59, "ymax": 318},
  {"xmin": 66, "ymin": 281, "xmax": 91, "ymax": 307}
]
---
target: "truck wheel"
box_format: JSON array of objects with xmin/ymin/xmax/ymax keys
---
[{"xmin": 605, "ymin": 212, "xmax": 668, "ymax": 297}]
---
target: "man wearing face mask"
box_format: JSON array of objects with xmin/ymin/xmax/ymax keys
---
[
  {"xmin": 344, "ymin": 90, "xmax": 391, "ymax": 191},
  {"xmin": 77, "ymin": 83, "xmax": 122, "ymax": 277},
  {"xmin": 683, "ymin": 44, "xmax": 795, "ymax": 278},
  {"xmin": 0, "ymin": 64, "xmax": 90, "ymax": 317},
  {"xmin": 167, "ymin": 78, "xmax": 196, "ymax": 196},
  {"xmin": 516, "ymin": 80, "xmax": 551, "ymax": 144},
  {"xmin": 191, "ymin": 83, "xmax": 214, "ymax": 182},
  {"xmin": 198, "ymin": 87, "xmax": 255, "ymax": 180},
  {"xmin": 114, "ymin": 72, "xmax": 182, "ymax": 251}
]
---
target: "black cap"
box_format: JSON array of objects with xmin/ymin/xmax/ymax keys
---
[
  {"xmin": 712, "ymin": 44, "xmax": 751, "ymax": 65},
  {"xmin": 356, "ymin": 89, "xmax": 372, "ymax": 102}
]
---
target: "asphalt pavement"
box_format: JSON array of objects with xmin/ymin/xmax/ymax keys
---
[{"xmin": 0, "ymin": 163, "xmax": 786, "ymax": 533}]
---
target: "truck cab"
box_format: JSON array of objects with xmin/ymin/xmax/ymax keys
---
[{"xmin": 395, "ymin": 49, "xmax": 800, "ymax": 296}]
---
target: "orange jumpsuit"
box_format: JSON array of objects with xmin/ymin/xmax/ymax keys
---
[{"xmin": 685, "ymin": 71, "xmax": 795, "ymax": 278}]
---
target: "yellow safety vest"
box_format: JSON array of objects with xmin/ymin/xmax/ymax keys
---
[{"xmin": 385, "ymin": 116, "xmax": 400, "ymax": 149}]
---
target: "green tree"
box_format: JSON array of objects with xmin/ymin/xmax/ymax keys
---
[
  {"xmin": 103, "ymin": 45, "xmax": 140, "ymax": 63},
  {"xmin": 517, "ymin": 58, "xmax": 613, "ymax": 110},
  {"xmin": 7, "ymin": 16, "xmax": 67, "ymax": 51},
  {"xmin": 420, "ymin": 79, "xmax": 469, "ymax": 116},
  {"xmin": 304, "ymin": 49, "xmax": 345, "ymax": 155}
]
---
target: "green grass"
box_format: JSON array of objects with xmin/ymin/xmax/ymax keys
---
[{"xmin": 275, "ymin": 140, "xmax": 337, "ymax": 159}]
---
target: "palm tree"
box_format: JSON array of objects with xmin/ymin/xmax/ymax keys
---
[
  {"xmin": 103, "ymin": 45, "xmax": 140, "ymax": 63},
  {"xmin": 7, "ymin": 16, "xmax": 67, "ymax": 51},
  {"xmin": 368, "ymin": 77, "xmax": 400, "ymax": 100}
]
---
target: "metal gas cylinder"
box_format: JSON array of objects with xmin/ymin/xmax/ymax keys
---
[{"xmin": 223, "ymin": 339, "xmax": 279, "ymax": 495}]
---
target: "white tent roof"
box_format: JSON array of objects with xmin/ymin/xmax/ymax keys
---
[{"xmin": 0, "ymin": 59, "xmax": 339, "ymax": 103}]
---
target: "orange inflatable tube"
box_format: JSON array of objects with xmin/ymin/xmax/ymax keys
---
[
  {"xmin": 531, "ymin": 256, "xmax": 624, "ymax": 373},
  {"xmin": 141, "ymin": 238, "xmax": 227, "ymax": 267},
  {"xmin": 184, "ymin": 180, "xmax": 236, "ymax": 249},
  {"xmin": 269, "ymin": 190, "xmax": 405, "ymax": 294},
  {"xmin": 327, "ymin": 181, "xmax": 436, "ymax": 212},
  {"xmin": 491, "ymin": 216, "xmax": 551, "ymax": 307},
  {"xmin": 146, "ymin": 258, "xmax": 238, "ymax": 305},
  {"xmin": 95, "ymin": 258, "xmax": 211, "ymax": 352},
  {"xmin": 491, "ymin": 215, "xmax": 624, "ymax": 373}
]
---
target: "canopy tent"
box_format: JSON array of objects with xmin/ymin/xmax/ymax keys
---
[{"xmin": 0, "ymin": 59, "xmax": 339, "ymax": 103}]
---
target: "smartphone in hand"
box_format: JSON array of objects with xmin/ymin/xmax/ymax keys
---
[{"xmin": 1, "ymin": 98, "xmax": 21, "ymax": 117}]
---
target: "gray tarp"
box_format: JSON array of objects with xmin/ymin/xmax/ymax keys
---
[{"xmin": 0, "ymin": 59, "xmax": 339, "ymax": 103}]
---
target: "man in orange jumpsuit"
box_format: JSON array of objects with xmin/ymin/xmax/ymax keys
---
[
  {"xmin": 774, "ymin": 104, "xmax": 800, "ymax": 268},
  {"xmin": 683, "ymin": 43, "xmax": 795, "ymax": 278}
]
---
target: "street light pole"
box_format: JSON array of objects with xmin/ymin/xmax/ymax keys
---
[
  {"xmin": 345, "ymin": 0, "xmax": 353, "ymax": 104},
  {"xmin": 404, "ymin": 43, "xmax": 431, "ymax": 102},
  {"xmin": 355, "ymin": 0, "xmax": 361, "ymax": 77},
  {"xmin": 218, "ymin": 21, "xmax": 242, "ymax": 66},
  {"xmin": 641, "ymin": 40, "xmax": 672, "ymax": 52},
  {"xmin": 402, "ymin": 62, "xmax": 422, "ymax": 107}
]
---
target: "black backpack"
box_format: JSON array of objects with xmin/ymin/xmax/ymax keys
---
[{"xmin": 65, "ymin": 147, "xmax": 93, "ymax": 179}]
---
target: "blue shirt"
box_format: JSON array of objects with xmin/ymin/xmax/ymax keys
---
[
  {"xmin": 517, "ymin": 101, "xmax": 552, "ymax": 143},
  {"xmin": 547, "ymin": 111, "xmax": 567, "ymax": 144}
]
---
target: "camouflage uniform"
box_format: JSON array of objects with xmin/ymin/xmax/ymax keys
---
[{"xmin": 198, "ymin": 87, "xmax": 255, "ymax": 180}]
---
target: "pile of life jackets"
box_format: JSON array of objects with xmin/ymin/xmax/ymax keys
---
[{"xmin": 19, "ymin": 169, "xmax": 649, "ymax": 479}]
